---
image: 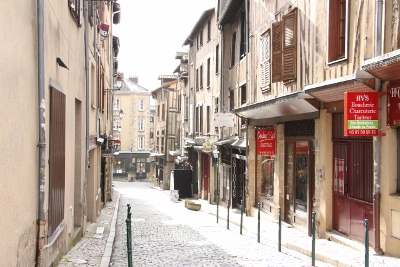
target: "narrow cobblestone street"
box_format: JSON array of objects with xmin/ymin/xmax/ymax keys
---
[{"xmin": 110, "ymin": 181, "xmax": 333, "ymax": 267}]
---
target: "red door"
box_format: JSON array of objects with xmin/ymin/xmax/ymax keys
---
[
  {"xmin": 332, "ymin": 114, "xmax": 374, "ymax": 244},
  {"xmin": 203, "ymin": 154, "xmax": 210, "ymax": 200}
]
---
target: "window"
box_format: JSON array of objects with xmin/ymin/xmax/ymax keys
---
[
  {"xmin": 207, "ymin": 58, "xmax": 211, "ymax": 88},
  {"xmin": 230, "ymin": 89, "xmax": 235, "ymax": 111},
  {"xmin": 185, "ymin": 96, "xmax": 189, "ymax": 121},
  {"xmin": 69, "ymin": 0, "xmax": 80, "ymax": 25},
  {"xmin": 260, "ymin": 31, "xmax": 271, "ymax": 91},
  {"xmin": 138, "ymin": 118, "xmax": 144, "ymax": 131},
  {"xmin": 214, "ymin": 97, "xmax": 219, "ymax": 113},
  {"xmin": 200, "ymin": 64, "xmax": 203, "ymax": 89},
  {"xmin": 200, "ymin": 29, "xmax": 203, "ymax": 47},
  {"xmin": 138, "ymin": 136, "xmax": 145, "ymax": 150},
  {"xmin": 139, "ymin": 99, "xmax": 144, "ymax": 111},
  {"xmin": 150, "ymin": 116, "xmax": 154, "ymax": 122},
  {"xmin": 328, "ymin": 0, "xmax": 348, "ymax": 62},
  {"xmin": 113, "ymin": 99, "xmax": 120, "ymax": 110},
  {"xmin": 157, "ymin": 105, "xmax": 160, "ymax": 121},
  {"xmin": 215, "ymin": 44, "xmax": 219, "ymax": 74},
  {"xmin": 196, "ymin": 106, "xmax": 199, "ymax": 134},
  {"xmin": 150, "ymin": 132, "xmax": 154, "ymax": 138},
  {"xmin": 197, "ymin": 35, "xmax": 200, "ymax": 50},
  {"xmin": 162, "ymin": 104, "xmax": 165, "ymax": 121},
  {"xmin": 200, "ymin": 105, "xmax": 203, "ymax": 134},
  {"xmin": 240, "ymin": 11, "xmax": 246, "ymax": 59},
  {"xmin": 240, "ymin": 84, "xmax": 246, "ymax": 105},
  {"xmin": 272, "ymin": 9, "xmax": 297, "ymax": 83},
  {"xmin": 231, "ymin": 31, "xmax": 237, "ymax": 67},
  {"xmin": 196, "ymin": 68, "xmax": 199, "ymax": 90},
  {"xmin": 113, "ymin": 118, "xmax": 121, "ymax": 130},
  {"xmin": 207, "ymin": 19, "xmax": 211, "ymax": 41},
  {"xmin": 206, "ymin": 106, "xmax": 210, "ymax": 134}
]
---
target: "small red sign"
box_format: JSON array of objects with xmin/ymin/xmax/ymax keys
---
[
  {"xmin": 257, "ymin": 130, "xmax": 276, "ymax": 156},
  {"xmin": 344, "ymin": 92, "xmax": 379, "ymax": 136},
  {"xmin": 387, "ymin": 81, "xmax": 400, "ymax": 127}
]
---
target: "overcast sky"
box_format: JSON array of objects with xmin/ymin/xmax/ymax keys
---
[{"xmin": 113, "ymin": 0, "xmax": 216, "ymax": 91}]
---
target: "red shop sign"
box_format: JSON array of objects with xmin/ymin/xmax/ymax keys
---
[
  {"xmin": 257, "ymin": 130, "xmax": 276, "ymax": 156},
  {"xmin": 344, "ymin": 92, "xmax": 379, "ymax": 136},
  {"xmin": 387, "ymin": 81, "xmax": 400, "ymax": 127}
]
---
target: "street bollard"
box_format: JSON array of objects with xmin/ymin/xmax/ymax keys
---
[
  {"xmin": 365, "ymin": 219, "xmax": 369, "ymax": 267},
  {"xmin": 311, "ymin": 212, "xmax": 316, "ymax": 266},
  {"xmin": 257, "ymin": 203, "xmax": 260, "ymax": 243},
  {"xmin": 227, "ymin": 199, "xmax": 230, "ymax": 230},
  {"xmin": 216, "ymin": 194, "xmax": 219, "ymax": 223},
  {"xmin": 278, "ymin": 207, "xmax": 282, "ymax": 252},
  {"xmin": 240, "ymin": 199, "xmax": 244, "ymax": 235},
  {"xmin": 126, "ymin": 216, "xmax": 132, "ymax": 267},
  {"xmin": 127, "ymin": 204, "xmax": 131, "ymax": 216}
]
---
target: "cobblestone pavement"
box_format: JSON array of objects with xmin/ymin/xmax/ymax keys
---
[{"xmin": 110, "ymin": 182, "xmax": 333, "ymax": 267}]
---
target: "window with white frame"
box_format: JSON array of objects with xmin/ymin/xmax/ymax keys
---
[
  {"xmin": 138, "ymin": 136, "xmax": 145, "ymax": 150},
  {"xmin": 113, "ymin": 117, "xmax": 121, "ymax": 130},
  {"xmin": 260, "ymin": 31, "xmax": 271, "ymax": 91},
  {"xmin": 139, "ymin": 99, "xmax": 144, "ymax": 111},
  {"xmin": 138, "ymin": 118, "xmax": 144, "ymax": 131},
  {"xmin": 113, "ymin": 99, "xmax": 120, "ymax": 110}
]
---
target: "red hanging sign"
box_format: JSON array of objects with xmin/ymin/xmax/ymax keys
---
[
  {"xmin": 344, "ymin": 92, "xmax": 379, "ymax": 136},
  {"xmin": 257, "ymin": 130, "xmax": 276, "ymax": 156},
  {"xmin": 387, "ymin": 81, "xmax": 400, "ymax": 127}
]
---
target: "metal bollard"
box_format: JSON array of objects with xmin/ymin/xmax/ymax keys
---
[
  {"xmin": 365, "ymin": 219, "xmax": 369, "ymax": 267},
  {"xmin": 126, "ymin": 216, "xmax": 132, "ymax": 267},
  {"xmin": 257, "ymin": 203, "xmax": 261, "ymax": 243},
  {"xmin": 227, "ymin": 199, "xmax": 230, "ymax": 229},
  {"xmin": 240, "ymin": 199, "xmax": 244, "ymax": 235},
  {"xmin": 311, "ymin": 212, "xmax": 316, "ymax": 266},
  {"xmin": 216, "ymin": 194, "xmax": 219, "ymax": 223},
  {"xmin": 278, "ymin": 207, "xmax": 282, "ymax": 252}
]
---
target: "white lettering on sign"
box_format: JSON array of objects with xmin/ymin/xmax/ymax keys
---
[{"xmin": 390, "ymin": 86, "xmax": 400, "ymax": 98}]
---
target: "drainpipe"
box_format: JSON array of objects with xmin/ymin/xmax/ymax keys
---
[
  {"xmin": 36, "ymin": 0, "xmax": 46, "ymax": 264},
  {"xmin": 84, "ymin": 0, "xmax": 90, "ymax": 224},
  {"xmin": 244, "ymin": 0, "xmax": 249, "ymax": 216},
  {"xmin": 219, "ymin": 24, "xmax": 224, "ymax": 133},
  {"xmin": 164, "ymin": 87, "xmax": 170, "ymax": 190},
  {"xmin": 373, "ymin": 0, "xmax": 383, "ymax": 254}
]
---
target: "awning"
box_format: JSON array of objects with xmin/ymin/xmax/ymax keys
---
[
  {"xmin": 169, "ymin": 150, "xmax": 181, "ymax": 156},
  {"xmin": 362, "ymin": 49, "xmax": 400, "ymax": 81},
  {"xmin": 233, "ymin": 91, "xmax": 319, "ymax": 125},
  {"xmin": 304, "ymin": 70, "xmax": 375, "ymax": 103},
  {"xmin": 231, "ymin": 138, "xmax": 246, "ymax": 149},
  {"xmin": 213, "ymin": 137, "xmax": 237, "ymax": 146}
]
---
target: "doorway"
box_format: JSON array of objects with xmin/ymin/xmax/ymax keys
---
[{"xmin": 284, "ymin": 140, "xmax": 315, "ymax": 233}]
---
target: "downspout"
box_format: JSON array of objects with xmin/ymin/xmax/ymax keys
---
[
  {"xmin": 373, "ymin": 0, "xmax": 383, "ymax": 254},
  {"xmin": 164, "ymin": 87, "xmax": 170, "ymax": 190},
  {"xmin": 219, "ymin": 24, "xmax": 224, "ymax": 132},
  {"xmin": 244, "ymin": 0, "xmax": 249, "ymax": 216},
  {"xmin": 84, "ymin": 0, "xmax": 90, "ymax": 223},
  {"xmin": 36, "ymin": 0, "xmax": 46, "ymax": 264}
]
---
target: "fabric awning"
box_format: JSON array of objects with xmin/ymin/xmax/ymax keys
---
[
  {"xmin": 169, "ymin": 150, "xmax": 181, "ymax": 156},
  {"xmin": 304, "ymin": 70, "xmax": 375, "ymax": 103},
  {"xmin": 231, "ymin": 138, "xmax": 246, "ymax": 148},
  {"xmin": 213, "ymin": 137, "xmax": 237, "ymax": 146},
  {"xmin": 233, "ymin": 91, "xmax": 319, "ymax": 125}
]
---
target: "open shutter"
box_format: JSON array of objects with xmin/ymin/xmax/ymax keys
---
[
  {"xmin": 282, "ymin": 9, "xmax": 297, "ymax": 82},
  {"xmin": 261, "ymin": 32, "xmax": 271, "ymax": 91},
  {"xmin": 272, "ymin": 21, "xmax": 282, "ymax": 83}
]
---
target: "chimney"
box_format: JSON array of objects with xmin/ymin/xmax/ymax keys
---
[{"xmin": 129, "ymin": 76, "xmax": 138, "ymax": 84}]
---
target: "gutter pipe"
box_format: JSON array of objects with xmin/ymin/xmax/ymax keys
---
[
  {"xmin": 244, "ymin": 0, "xmax": 249, "ymax": 216},
  {"xmin": 373, "ymin": 0, "xmax": 383, "ymax": 254},
  {"xmin": 36, "ymin": 0, "xmax": 46, "ymax": 264},
  {"xmin": 84, "ymin": 0, "xmax": 90, "ymax": 224}
]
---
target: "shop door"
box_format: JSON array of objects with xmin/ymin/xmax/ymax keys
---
[
  {"xmin": 285, "ymin": 140, "xmax": 315, "ymax": 233},
  {"xmin": 203, "ymin": 154, "xmax": 210, "ymax": 200},
  {"xmin": 232, "ymin": 157, "xmax": 245, "ymax": 209}
]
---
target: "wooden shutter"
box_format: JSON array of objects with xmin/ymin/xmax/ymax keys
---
[
  {"xmin": 282, "ymin": 10, "xmax": 297, "ymax": 82},
  {"xmin": 261, "ymin": 32, "xmax": 271, "ymax": 90},
  {"xmin": 271, "ymin": 21, "xmax": 282, "ymax": 83}
]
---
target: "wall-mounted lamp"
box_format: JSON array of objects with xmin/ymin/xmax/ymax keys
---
[
  {"xmin": 119, "ymin": 109, "xmax": 124, "ymax": 119},
  {"xmin": 105, "ymin": 76, "xmax": 123, "ymax": 92}
]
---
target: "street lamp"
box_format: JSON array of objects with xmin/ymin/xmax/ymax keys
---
[
  {"xmin": 105, "ymin": 76, "xmax": 123, "ymax": 92},
  {"xmin": 119, "ymin": 109, "xmax": 124, "ymax": 119}
]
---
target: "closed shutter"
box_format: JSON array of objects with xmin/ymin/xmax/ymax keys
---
[
  {"xmin": 282, "ymin": 10, "xmax": 297, "ymax": 81},
  {"xmin": 271, "ymin": 21, "xmax": 282, "ymax": 83}
]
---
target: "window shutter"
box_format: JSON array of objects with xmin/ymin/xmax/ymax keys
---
[
  {"xmin": 282, "ymin": 10, "xmax": 297, "ymax": 82},
  {"xmin": 261, "ymin": 32, "xmax": 271, "ymax": 90},
  {"xmin": 272, "ymin": 21, "xmax": 282, "ymax": 83}
]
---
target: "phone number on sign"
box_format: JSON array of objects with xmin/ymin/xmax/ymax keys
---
[{"xmin": 348, "ymin": 129, "xmax": 378, "ymax": 135}]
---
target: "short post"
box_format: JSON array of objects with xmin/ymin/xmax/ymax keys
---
[
  {"xmin": 257, "ymin": 203, "xmax": 261, "ymax": 243},
  {"xmin": 365, "ymin": 219, "xmax": 369, "ymax": 267},
  {"xmin": 240, "ymin": 199, "xmax": 244, "ymax": 234},
  {"xmin": 126, "ymin": 204, "xmax": 132, "ymax": 267},
  {"xmin": 216, "ymin": 194, "xmax": 219, "ymax": 223},
  {"xmin": 278, "ymin": 207, "xmax": 282, "ymax": 252},
  {"xmin": 227, "ymin": 199, "xmax": 230, "ymax": 230},
  {"xmin": 311, "ymin": 212, "xmax": 316, "ymax": 266}
]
